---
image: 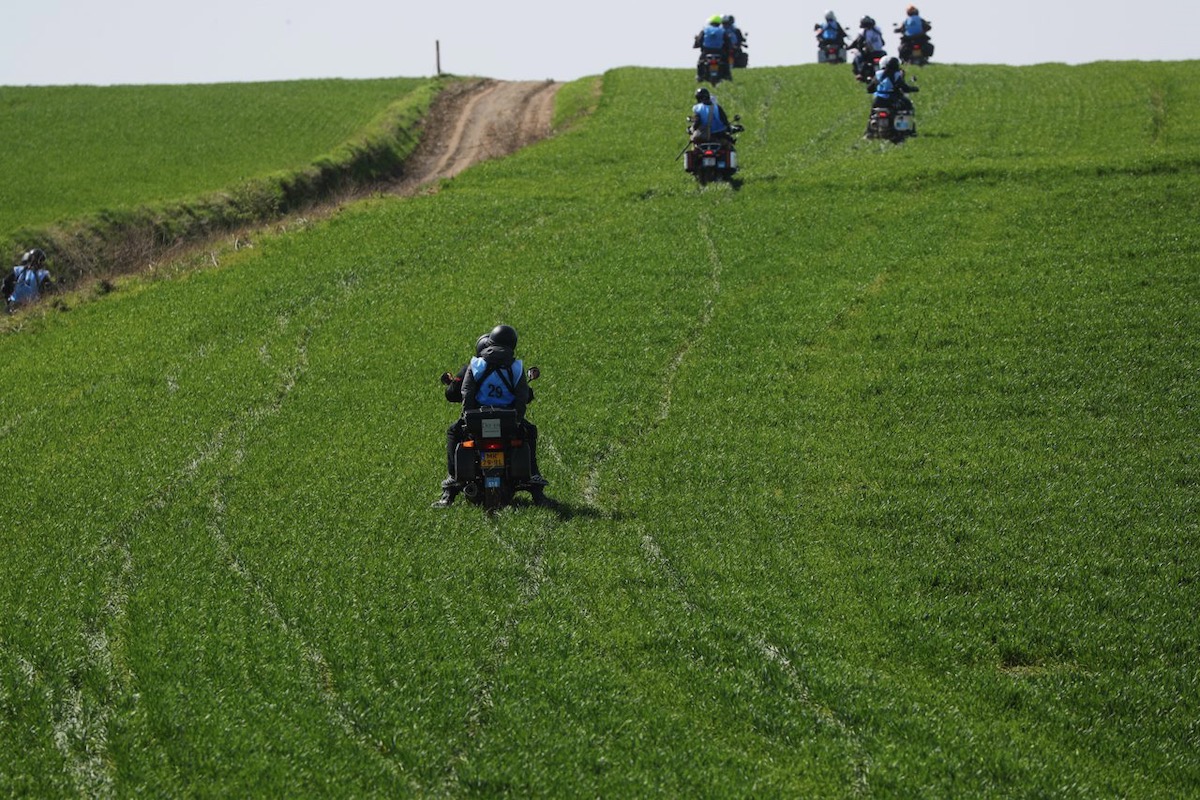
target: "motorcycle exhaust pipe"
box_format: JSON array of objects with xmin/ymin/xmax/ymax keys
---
[{"xmin": 463, "ymin": 482, "xmax": 480, "ymax": 500}]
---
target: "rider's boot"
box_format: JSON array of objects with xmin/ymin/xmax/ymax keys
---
[
  {"xmin": 529, "ymin": 485, "xmax": 552, "ymax": 507},
  {"xmin": 432, "ymin": 476, "xmax": 461, "ymax": 508}
]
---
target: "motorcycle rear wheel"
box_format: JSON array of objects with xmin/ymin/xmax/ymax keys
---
[{"xmin": 483, "ymin": 485, "xmax": 510, "ymax": 512}]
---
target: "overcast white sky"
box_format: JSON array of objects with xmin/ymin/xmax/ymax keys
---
[{"xmin": 1, "ymin": 0, "xmax": 1195, "ymax": 86}]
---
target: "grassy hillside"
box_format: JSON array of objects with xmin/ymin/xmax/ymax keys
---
[
  {"xmin": 0, "ymin": 78, "xmax": 431, "ymax": 236},
  {"xmin": 1, "ymin": 62, "xmax": 1197, "ymax": 797},
  {"xmin": 0, "ymin": 78, "xmax": 438, "ymax": 286}
]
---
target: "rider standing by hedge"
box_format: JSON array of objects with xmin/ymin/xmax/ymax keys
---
[{"xmin": 4, "ymin": 249, "xmax": 54, "ymax": 313}]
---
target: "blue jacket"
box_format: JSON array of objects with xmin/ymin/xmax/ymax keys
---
[
  {"xmin": 903, "ymin": 15, "xmax": 926, "ymax": 36},
  {"xmin": 692, "ymin": 100, "xmax": 728, "ymax": 136},
  {"xmin": 864, "ymin": 27, "xmax": 885, "ymax": 52},
  {"xmin": 873, "ymin": 72, "xmax": 898, "ymax": 100},
  {"xmin": 819, "ymin": 21, "xmax": 844, "ymax": 41},
  {"xmin": 701, "ymin": 24, "xmax": 726, "ymax": 50},
  {"xmin": 7, "ymin": 266, "xmax": 50, "ymax": 305}
]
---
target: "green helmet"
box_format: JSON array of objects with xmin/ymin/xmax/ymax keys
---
[{"xmin": 709, "ymin": 14, "xmax": 723, "ymax": 25}]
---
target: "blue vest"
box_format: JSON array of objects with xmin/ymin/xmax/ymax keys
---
[
  {"xmin": 903, "ymin": 16, "xmax": 925, "ymax": 36},
  {"xmin": 471, "ymin": 356, "xmax": 524, "ymax": 407},
  {"xmin": 865, "ymin": 27, "xmax": 885, "ymax": 52},
  {"xmin": 8, "ymin": 266, "xmax": 47, "ymax": 305},
  {"xmin": 820, "ymin": 21, "xmax": 841, "ymax": 41},
  {"xmin": 702, "ymin": 25, "xmax": 726, "ymax": 50},
  {"xmin": 873, "ymin": 72, "xmax": 898, "ymax": 100},
  {"xmin": 724, "ymin": 26, "xmax": 741, "ymax": 47},
  {"xmin": 692, "ymin": 101, "xmax": 727, "ymax": 135}
]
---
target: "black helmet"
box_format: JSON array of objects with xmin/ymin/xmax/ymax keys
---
[
  {"xmin": 695, "ymin": 87, "xmax": 711, "ymax": 103},
  {"xmin": 885, "ymin": 57, "xmax": 900, "ymax": 71},
  {"xmin": 20, "ymin": 248, "xmax": 46, "ymax": 268},
  {"xmin": 475, "ymin": 333, "xmax": 492, "ymax": 356},
  {"xmin": 722, "ymin": 15, "xmax": 735, "ymax": 24},
  {"xmin": 487, "ymin": 324, "xmax": 518, "ymax": 350},
  {"xmin": 860, "ymin": 15, "xmax": 875, "ymax": 27}
]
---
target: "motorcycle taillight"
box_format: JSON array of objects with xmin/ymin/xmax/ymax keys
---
[{"xmin": 483, "ymin": 442, "xmax": 504, "ymax": 451}]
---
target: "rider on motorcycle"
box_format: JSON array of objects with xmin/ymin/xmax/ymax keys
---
[
  {"xmin": 894, "ymin": 5, "xmax": 933, "ymax": 61},
  {"xmin": 722, "ymin": 15, "xmax": 747, "ymax": 67},
  {"xmin": 867, "ymin": 56, "xmax": 919, "ymax": 134},
  {"xmin": 815, "ymin": 10, "xmax": 848, "ymax": 45},
  {"xmin": 435, "ymin": 324, "xmax": 548, "ymax": 507},
  {"xmin": 694, "ymin": 15, "xmax": 729, "ymax": 81},
  {"xmin": 848, "ymin": 16, "xmax": 887, "ymax": 81},
  {"xmin": 690, "ymin": 87, "xmax": 735, "ymax": 144}
]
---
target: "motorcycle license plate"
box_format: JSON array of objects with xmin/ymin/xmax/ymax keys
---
[
  {"xmin": 481, "ymin": 452, "xmax": 505, "ymax": 469},
  {"xmin": 894, "ymin": 117, "xmax": 912, "ymax": 131},
  {"xmin": 485, "ymin": 477, "xmax": 502, "ymax": 488},
  {"xmin": 703, "ymin": 157, "xmax": 716, "ymax": 167}
]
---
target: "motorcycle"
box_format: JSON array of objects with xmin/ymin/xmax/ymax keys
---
[
  {"xmin": 865, "ymin": 104, "xmax": 916, "ymax": 143},
  {"xmin": 441, "ymin": 366, "xmax": 541, "ymax": 511},
  {"xmin": 732, "ymin": 31, "xmax": 749, "ymax": 68},
  {"xmin": 818, "ymin": 41, "xmax": 848, "ymax": 64},
  {"xmin": 816, "ymin": 36, "xmax": 847, "ymax": 63},
  {"xmin": 853, "ymin": 49, "xmax": 886, "ymax": 82},
  {"xmin": 896, "ymin": 35, "xmax": 933, "ymax": 65},
  {"xmin": 682, "ymin": 119, "xmax": 745, "ymax": 184},
  {"xmin": 733, "ymin": 45, "xmax": 749, "ymax": 69},
  {"xmin": 894, "ymin": 18, "xmax": 933, "ymax": 65},
  {"xmin": 698, "ymin": 51, "xmax": 730, "ymax": 85}
]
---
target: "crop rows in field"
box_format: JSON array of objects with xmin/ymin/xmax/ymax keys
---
[{"xmin": 1, "ymin": 63, "xmax": 1197, "ymax": 796}]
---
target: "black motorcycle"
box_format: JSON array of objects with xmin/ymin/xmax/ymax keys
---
[
  {"xmin": 682, "ymin": 120, "xmax": 744, "ymax": 184},
  {"xmin": 853, "ymin": 49, "xmax": 886, "ymax": 82},
  {"xmin": 441, "ymin": 367, "xmax": 541, "ymax": 511},
  {"xmin": 698, "ymin": 51, "xmax": 731, "ymax": 85},
  {"xmin": 894, "ymin": 19, "xmax": 934, "ymax": 65},
  {"xmin": 816, "ymin": 35, "xmax": 847, "ymax": 63},
  {"xmin": 865, "ymin": 104, "xmax": 916, "ymax": 143},
  {"xmin": 896, "ymin": 35, "xmax": 933, "ymax": 65}
]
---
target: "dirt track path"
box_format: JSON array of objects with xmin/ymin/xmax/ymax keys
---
[{"xmin": 388, "ymin": 79, "xmax": 560, "ymax": 195}]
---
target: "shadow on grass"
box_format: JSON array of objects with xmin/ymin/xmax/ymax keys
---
[{"xmin": 440, "ymin": 495, "xmax": 625, "ymax": 522}]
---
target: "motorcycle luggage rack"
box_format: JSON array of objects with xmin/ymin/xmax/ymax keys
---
[{"xmin": 465, "ymin": 408, "xmax": 519, "ymax": 439}]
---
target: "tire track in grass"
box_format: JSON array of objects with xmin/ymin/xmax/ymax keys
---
[
  {"xmin": 756, "ymin": 637, "xmax": 872, "ymax": 796},
  {"xmin": 629, "ymin": 255, "xmax": 886, "ymax": 795},
  {"xmin": 441, "ymin": 520, "xmax": 550, "ymax": 795},
  {"xmin": 736, "ymin": 270, "xmax": 891, "ymax": 794},
  {"xmin": 204, "ymin": 452, "xmax": 416, "ymax": 790},
  {"xmin": 190, "ymin": 284, "xmax": 417, "ymax": 786},
  {"xmin": 50, "ymin": 340, "xmax": 290, "ymax": 799},
  {"xmin": 592, "ymin": 211, "xmax": 865, "ymax": 789},
  {"xmin": 66, "ymin": 281, "xmax": 415, "ymax": 791},
  {"xmin": 0, "ymin": 638, "xmax": 111, "ymax": 798},
  {"xmin": 581, "ymin": 210, "xmax": 724, "ymax": 509}
]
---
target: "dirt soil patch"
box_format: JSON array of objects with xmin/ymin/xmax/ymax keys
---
[
  {"xmin": 386, "ymin": 79, "xmax": 560, "ymax": 194},
  {"xmin": 4, "ymin": 79, "xmax": 562, "ymax": 320}
]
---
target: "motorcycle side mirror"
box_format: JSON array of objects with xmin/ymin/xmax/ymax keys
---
[
  {"xmin": 528, "ymin": 366, "xmax": 540, "ymax": 381},
  {"xmin": 440, "ymin": 371, "xmax": 453, "ymax": 385}
]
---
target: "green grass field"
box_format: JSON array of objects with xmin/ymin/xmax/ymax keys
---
[
  {"xmin": 0, "ymin": 78, "xmax": 430, "ymax": 238},
  {"xmin": 1, "ymin": 62, "xmax": 1197, "ymax": 797}
]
